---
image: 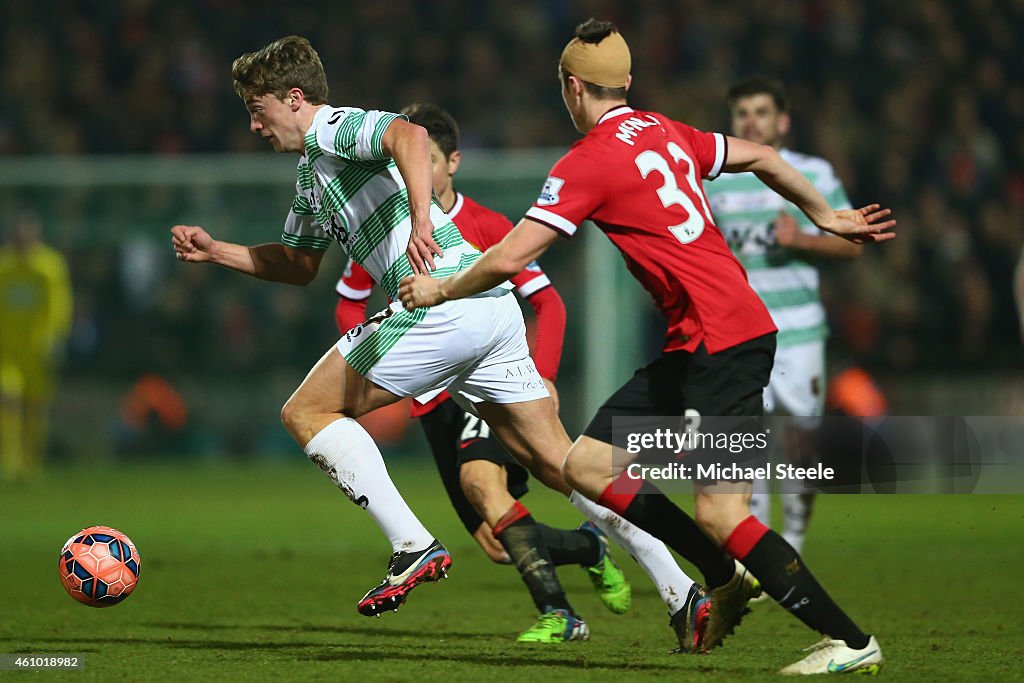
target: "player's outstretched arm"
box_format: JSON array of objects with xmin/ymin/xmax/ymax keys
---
[
  {"xmin": 722, "ymin": 138, "xmax": 895, "ymax": 244},
  {"xmin": 381, "ymin": 119, "xmax": 443, "ymax": 275},
  {"xmin": 773, "ymin": 211, "xmax": 862, "ymax": 260},
  {"xmin": 399, "ymin": 218, "xmax": 559, "ymax": 311},
  {"xmin": 170, "ymin": 224, "xmax": 323, "ymax": 285}
]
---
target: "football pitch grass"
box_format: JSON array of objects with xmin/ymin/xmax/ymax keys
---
[{"xmin": 2, "ymin": 458, "xmax": 1022, "ymax": 681}]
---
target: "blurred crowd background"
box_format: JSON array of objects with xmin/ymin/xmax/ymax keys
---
[{"xmin": 1, "ymin": 0, "xmax": 1022, "ymax": 462}]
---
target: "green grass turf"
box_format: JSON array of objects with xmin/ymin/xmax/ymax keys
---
[{"xmin": 1, "ymin": 458, "xmax": 1022, "ymax": 681}]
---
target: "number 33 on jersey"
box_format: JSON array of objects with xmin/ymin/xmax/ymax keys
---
[{"xmin": 525, "ymin": 105, "xmax": 776, "ymax": 355}]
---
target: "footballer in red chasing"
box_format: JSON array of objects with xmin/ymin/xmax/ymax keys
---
[{"xmin": 400, "ymin": 18, "xmax": 895, "ymax": 675}]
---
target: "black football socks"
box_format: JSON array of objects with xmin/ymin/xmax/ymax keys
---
[
  {"xmin": 535, "ymin": 523, "xmax": 601, "ymax": 566},
  {"xmin": 494, "ymin": 502, "xmax": 575, "ymax": 615},
  {"xmin": 725, "ymin": 515, "xmax": 870, "ymax": 649}
]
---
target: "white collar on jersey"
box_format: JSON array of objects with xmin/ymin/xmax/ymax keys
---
[
  {"xmin": 597, "ymin": 105, "xmax": 635, "ymax": 126},
  {"xmin": 448, "ymin": 192, "xmax": 465, "ymax": 219},
  {"xmin": 309, "ymin": 105, "xmax": 332, "ymax": 133}
]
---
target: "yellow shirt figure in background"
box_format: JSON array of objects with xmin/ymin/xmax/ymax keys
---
[{"xmin": 0, "ymin": 210, "xmax": 72, "ymax": 481}]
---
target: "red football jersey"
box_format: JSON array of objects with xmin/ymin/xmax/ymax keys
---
[
  {"xmin": 335, "ymin": 257, "xmax": 374, "ymax": 301},
  {"xmin": 446, "ymin": 193, "xmax": 553, "ymax": 297},
  {"xmin": 337, "ymin": 191, "xmax": 563, "ymax": 417},
  {"xmin": 525, "ymin": 106, "xmax": 776, "ymax": 354}
]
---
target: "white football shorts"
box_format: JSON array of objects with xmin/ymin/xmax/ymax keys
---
[
  {"xmin": 336, "ymin": 293, "xmax": 549, "ymax": 405},
  {"xmin": 763, "ymin": 338, "xmax": 826, "ymax": 427}
]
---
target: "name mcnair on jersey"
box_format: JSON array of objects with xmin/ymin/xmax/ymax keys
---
[
  {"xmin": 613, "ymin": 114, "xmax": 661, "ymax": 146},
  {"xmin": 537, "ymin": 114, "xmax": 665, "ymax": 209}
]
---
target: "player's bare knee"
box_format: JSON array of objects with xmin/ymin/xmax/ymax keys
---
[
  {"xmin": 459, "ymin": 461, "xmax": 502, "ymax": 506},
  {"xmin": 279, "ymin": 397, "xmax": 305, "ymax": 442},
  {"xmin": 280, "ymin": 397, "xmax": 331, "ymax": 445}
]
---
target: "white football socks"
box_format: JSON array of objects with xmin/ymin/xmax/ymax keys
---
[
  {"xmin": 750, "ymin": 477, "xmax": 811, "ymax": 554},
  {"xmin": 570, "ymin": 490, "xmax": 695, "ymax": 614},
  {"xmin": 749, "ymin": 476, "xmax": 771, "ymax": 525},
  {"xmin": 781, "ymin": 493, "xmax": 811, "ymax": 556},
  {"xmin": 304, "ymin": 417, "xmax": 434, "ymax": 553}
]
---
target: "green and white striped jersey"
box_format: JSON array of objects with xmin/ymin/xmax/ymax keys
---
[
  {"xmin": 283, "ymin": 106, "xmax": 504, "ymax": 301},
  {"xmin": 703, "ymin": 148, "xmax": 851, "ymax": 347}
]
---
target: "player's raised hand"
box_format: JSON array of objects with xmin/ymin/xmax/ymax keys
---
[
  {"xmin": 818, "ymin": 205, "xmax": 896, "ymax": 244},
  {"xmin": 406, "ymin": 217, "xmax": 444, "ymax": 275},
  {"xmin": 399, "ymin": 274, "xmax": 446, "ymax": 311},
  {"xmin": 170, "ymin": 225, "xmax": 214, "ymax": 262}
]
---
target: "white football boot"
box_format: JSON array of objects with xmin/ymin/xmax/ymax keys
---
[{"xmin": 780, "ymin": 635, "xmax": 883, "ymax": 675}]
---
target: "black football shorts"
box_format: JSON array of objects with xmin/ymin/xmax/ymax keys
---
[{"xmin": 583, "ymin": 332, "xmax": 776, "ymax": 449}]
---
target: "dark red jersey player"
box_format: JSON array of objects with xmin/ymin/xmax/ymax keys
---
[
  {"xmin": 525, "ymin": 105, "xmax": 777, "ymax": 354},
  {"xmin": 398, "ymin": 19, "xmax": 895, "ymax": 672}
]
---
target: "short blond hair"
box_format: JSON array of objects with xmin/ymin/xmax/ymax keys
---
[{"xmin": 232, "ymin": 35, "xmax": 328, "ymax": 104}]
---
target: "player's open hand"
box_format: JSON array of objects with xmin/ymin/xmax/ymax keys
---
[
  {"xmin": 170, "ymin": 225, "xmax": 214, "ymax": 262},
  {"xmin": 472, "ymin": 523, "xmax": 512, "ymax": 564},
  {"xmin": 399, "ymin": 274, "xmax": 446, "ymax": 311},
  {"xmin": 406, "ymin": 217, "xmax": 444, "ymax": 275},
  {"xmin": 819, "ymin": 205, "xmax": 896, "ymax": 244}
]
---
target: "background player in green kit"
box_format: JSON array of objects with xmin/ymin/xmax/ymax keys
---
[{"xmin": 704, "ymin": 77, "xmax": 861, "ymax": 557}]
